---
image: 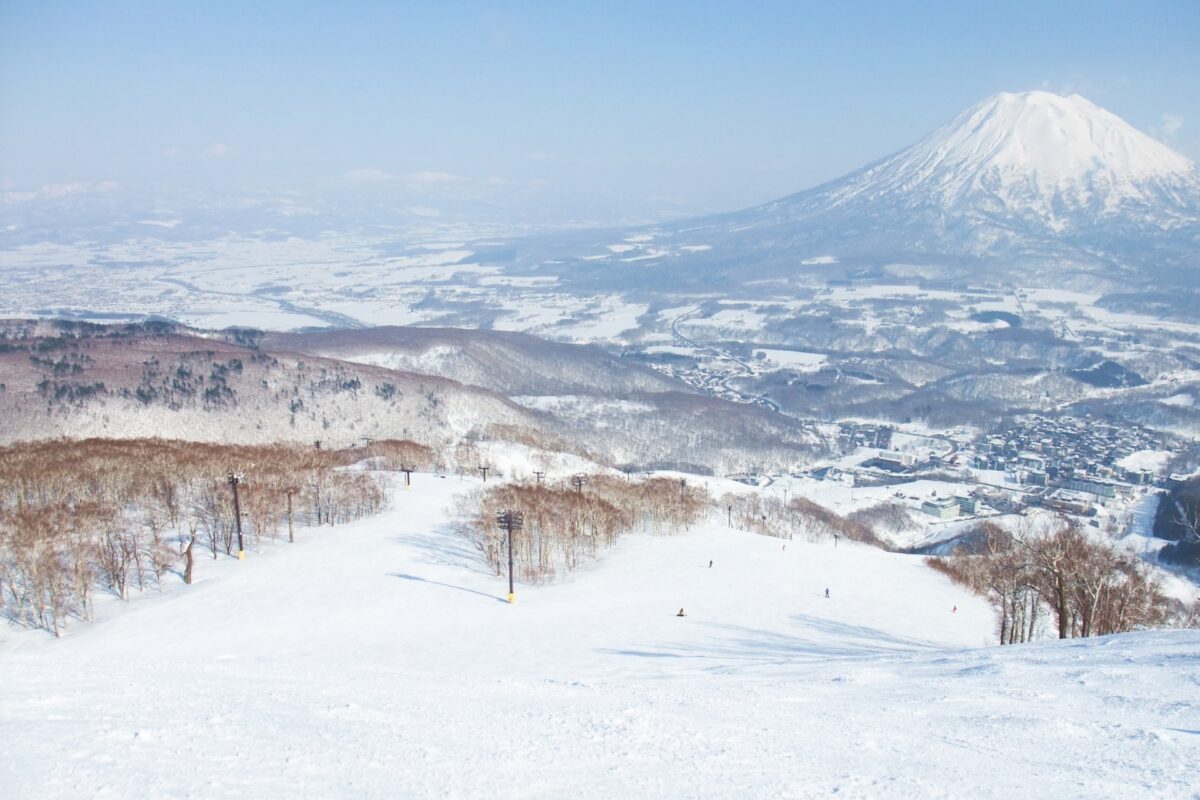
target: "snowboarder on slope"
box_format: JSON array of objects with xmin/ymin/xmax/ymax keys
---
[{"xmin": 824, "ymin": 587, "xmax": 830, "ymax": 599}]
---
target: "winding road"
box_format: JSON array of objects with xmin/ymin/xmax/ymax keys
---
[{"xmin": 669, "ymin": 305, "xmax": 782, "ymax": 413}]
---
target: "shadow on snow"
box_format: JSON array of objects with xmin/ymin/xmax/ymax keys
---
[
  {"xmin": 601, "ymin": 614, "xmax": 939, "ymax": 665},
  {"xmin": 387, "ymin": 573, "xmax": 508, "ymax": 604}
]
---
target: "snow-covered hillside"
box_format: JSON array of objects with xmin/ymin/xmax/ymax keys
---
[
  {"xmin": 0, "ymin": 320, "xmax": 824, "ymax": 473},
  {"xmin": 261, "ymin": 326, "xmax": 680, "ymax": 397},
  {"xmin": 2, "ymin": 473, "xmax": 1196, "ymax": 799}
]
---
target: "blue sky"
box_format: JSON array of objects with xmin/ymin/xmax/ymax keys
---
[{"xmin": 2, "ymin": 1, "xmax": 1198, "ymax": 223}]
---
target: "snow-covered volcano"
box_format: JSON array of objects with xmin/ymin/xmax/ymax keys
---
[
  {"xmin": 520, "ymin": 91, "xmax": 1200, "ymax": 291},
  {"xmin": 817, "ymin": 91, "xmax": 1197, "ymax": 229}
]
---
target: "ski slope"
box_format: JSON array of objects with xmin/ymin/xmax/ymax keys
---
[{"xmin": 1, "ymin": 473, "xmax": 1197, "ymax": 799}]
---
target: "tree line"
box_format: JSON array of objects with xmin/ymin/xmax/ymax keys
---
[
  {"xmin": 459, "ymin": 475, "xmax": 707, "ymax": 581},
  {"xmin": 0, "ymin": 438, "xmax": 420, "ymax": 635},
  {"xmin": 462, "ymin": 475, "xmax": 912, "ymax": 582},
  {"xmin": 927, "ymin": 518, "xmax": 1191, "ymax": 644},
  {"xmin": 720, "ymin": 491, "xmax": 897, "ymax": 548}
]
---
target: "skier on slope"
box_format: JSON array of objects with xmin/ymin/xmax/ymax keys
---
[{"xmin": 825, "ymin": 587, "xmax": 830, "ymax": 599}]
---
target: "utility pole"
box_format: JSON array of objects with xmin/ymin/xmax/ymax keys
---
[
  {"xmin": 727, "ymin": 504, "xmax": 732, "ymax": 527},
  {"xmin": 571, "ymin": 473, "xmax": 587, "ymax": 494},
  {"xmin": 478, "ymin": 465, "xmax": 490, "ymax": 482},
  {"xmin": 495, "ymin": 510, "xmax": 524, "ymax": 604},
  {"xmin": 533, "ymin": 471, "xmax": 545, "ymax": 486},
  {"xmin": 228, "ymin": 472, "xmax": 246, "ymax": 560},
  {"xmin": 401, "ymin": 464, "xmax": 414, "ymax": 488},
  {"xmin": 679, "ymin": 477, "xmax": 687, "ymax": 499}
]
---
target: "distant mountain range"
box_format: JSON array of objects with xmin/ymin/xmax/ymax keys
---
[{"xmin": 504, "ymin": 91, "xmax": 1200, "ymax": 292}]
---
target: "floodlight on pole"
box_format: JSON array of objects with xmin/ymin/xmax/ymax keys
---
[
  {"xmin": 495, "ymin": 510, "xmax": 524, "ymax": 604},
  {"xmin": 571, "ymin": 474, "xmax": 587, "ymax": 494},
  {"xmin": 227, "ymin": 471, "xmax": 246, "ymax": 560}
]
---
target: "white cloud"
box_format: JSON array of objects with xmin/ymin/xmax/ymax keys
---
[
  {"xmin": 2, "ymin": 180, "xmax": 119, "ymax": 204},
  {"xmin": 202, "ymin": 143, "xmax": 231, "ymax": 158},
  {"xmin": 1149, "ymin": 112, "xmax": 1184, "ymax": 143},
  {"xmin": 1161, "ymin": 113, "xmax": 1183, "ymax": 138},
  {"xmin": 344, "ymin": 167, "xmax": 398, "ymax": 183},
  {"xmin": 341, "ymin": 168, "xmax": 527, "ymax": 201},
  {"xmin": 406, "ymin": 170, "xmax": 464, "ymax": 185},
  {"xmin": 344, "ymin": 169, "xmax": 466, "ymax": 187}
]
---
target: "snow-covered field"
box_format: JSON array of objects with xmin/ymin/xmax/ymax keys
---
[
  {"xmin": 2, "ymin": 473, "xmax": 1196, "ymax": 799},
  {"xmin": 753, "ymin": 348, "xmax": 828, "ymax": 372}
]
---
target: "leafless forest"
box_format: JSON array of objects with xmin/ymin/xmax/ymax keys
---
[
  {"xmin": 929, "ymin": 519, "xmax": 1196, "ymax": 644},
  {"xmin": 0, "ymin": 438, "xmax": 432, "ymax": 635},
  {"xmin": 460, "ymin": 476, "xmax": 708, "ymax": 581}
]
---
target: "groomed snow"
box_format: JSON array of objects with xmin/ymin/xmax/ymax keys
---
[
  {"xmin": 1, "ymin": 473, "xmax": 1196, "ymax": 799},
  {"xmin": 753, "ymin": 348, "xmax": 828, "ymax": 372}
]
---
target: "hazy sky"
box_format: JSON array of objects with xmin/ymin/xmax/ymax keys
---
[{"xmin": 3, "ymin": 0, "xmax": 1198, "ymax": 224}]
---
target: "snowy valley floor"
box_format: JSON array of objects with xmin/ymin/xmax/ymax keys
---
[{"xmin": 1, "ymin": 474, "xmax": 1198, "ymax": 799}]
